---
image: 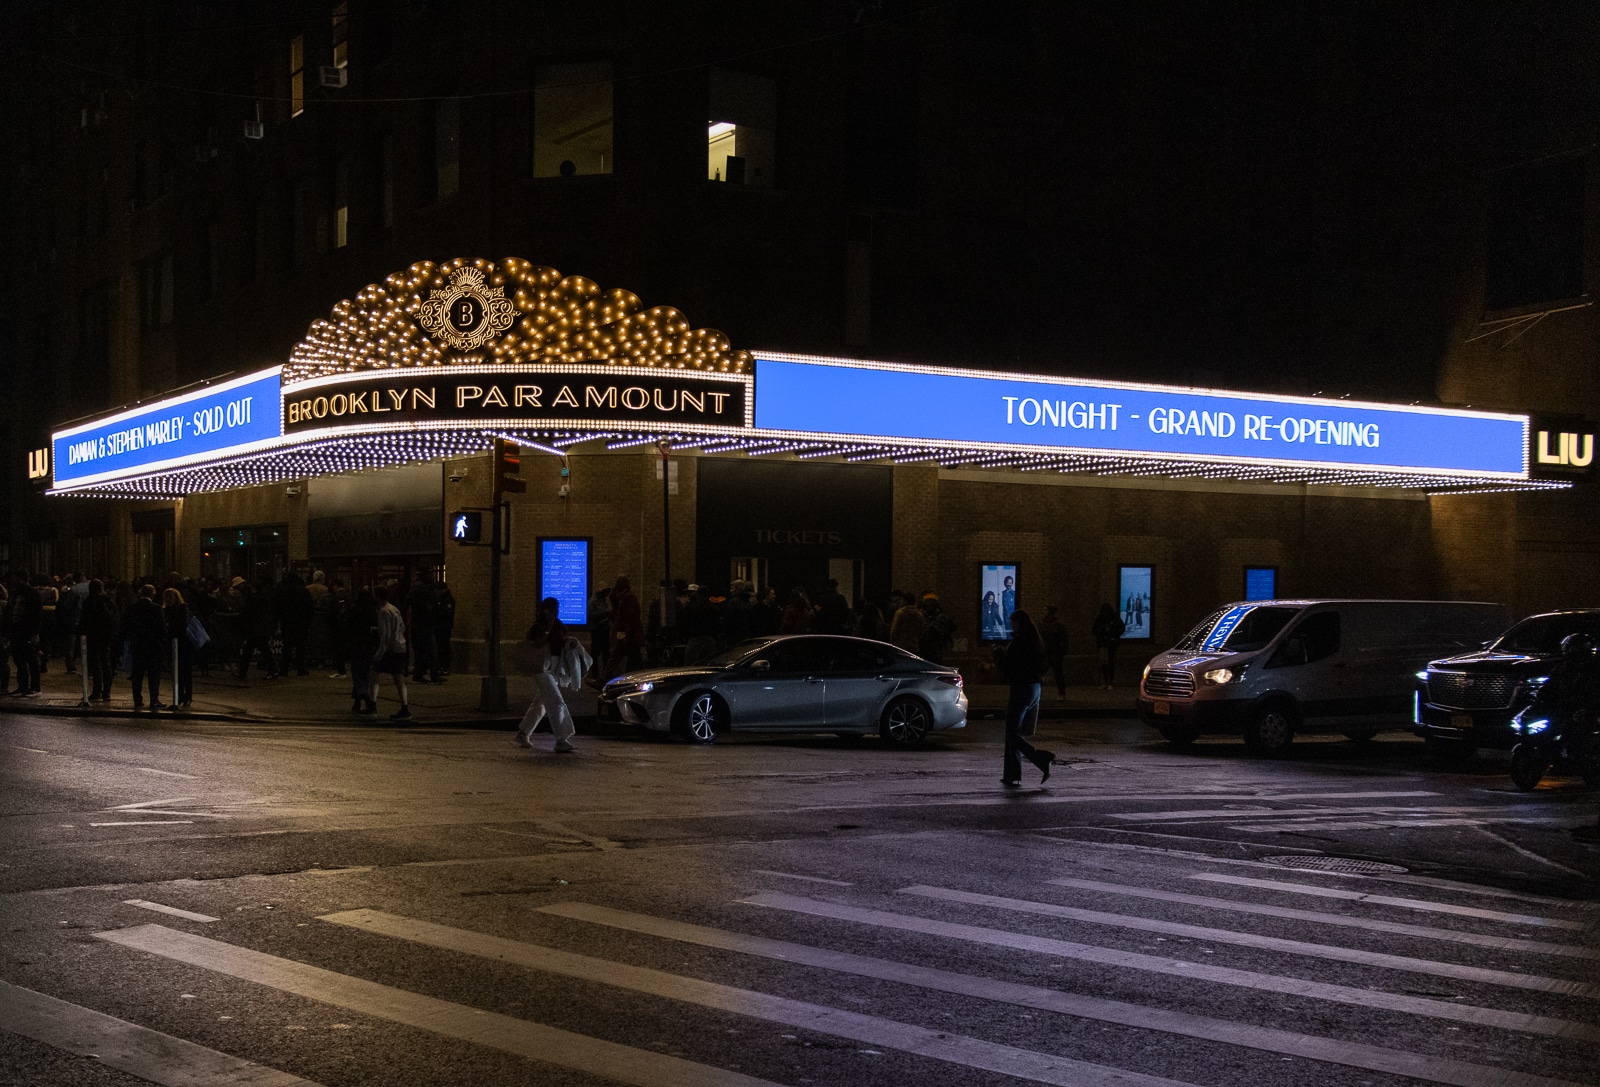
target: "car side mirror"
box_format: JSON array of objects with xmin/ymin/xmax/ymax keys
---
[{"xmin": 750, "ymin": 659, "xmax": 771, "ymax": 673}]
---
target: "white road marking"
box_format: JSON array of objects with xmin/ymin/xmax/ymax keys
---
[
  {"xmin": 320, "ymin": 908, "xmax": 1199, "ymax": 1087},
  {"xmin": 134, "ymin": 767, "xmax": 199, "ymax": 780},
  {"xmin": 1110, "ymin": 804, "xmax": 1536, "ymax": 824},
  {"xmin": 93, "ymin": 924, "xmax": 784, "ymax": 1087},
  {"xmin": 1189, "ymin": 874, "xmax": 1589, "ymax": 930},
  {"xmin": 0, "ymin": 978, "xmax": 322, "ymax": 1086},
  {"xmin": 10, "ymin": 746, "xmax": 49, "ymax": 754},
  {"xmin": 1230, "ymin": 817, "xmax": 1565, "ymax": 833},
  {"xmin": 898, "ymin": 885, "xmax": 1594, "ymax": 998},
  {"xmin": 541, "ymin": 900, "xmax": 1596, "ymax": 1087},
  {"xmin": 123, "ymin": 899, "xmax": 220, "ymax": 923},
  {"xmin": 1046, "ymin": 877, "xmax": 1600, "ymax": 960},
  {"xmin": 90, "ymin": 821, "xmax": 196, "ymax": 827},
  {"xmin": 751, "ymin": 870, "xmax": 854, "ymax": 886},
  {"xmin": 1470, "ymin": 825, "xmax": 1597, "ymax": 881},
  {"xmin": 109, "ymin": 797, "xmax": 197, "ymax": 810},
  {"xmin": 1256, "ymin": 791, "xmax": 1439, "ymax": 800},
  {"xmin": 536, "ymin": 820, "xmax": 622, "ymax": 851},
  {"xmin": 741, "ymin": 892, "xmax": 1600, "ymax": 1042}
]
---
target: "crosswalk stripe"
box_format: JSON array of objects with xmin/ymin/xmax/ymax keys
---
[
  {"xmin": 318, "ymin": 908, "xmax": 1199, "ymax": 1087},
  {"xmin": 1189, "ymin": 874, "xmax": 1589, "ymax": 930},
  {"xmin": 898, "ymin": 885, "xmax": 1595, "ymax": 998},
  {"xmin": 540, "ymin": 899, "xmax": 1596, "ymax": 1087},
  {"xmin": 0, "ymin": 978, "xmax": 322, "ymax": 1087},
  {"xmin": 92, "ymin": 924, "xmax": 784, "ymax": 1087},
  {"xmin": 1229, "ymin": 817, "xmax": 1563, "ymax": 833},
  {"xmin": 1046, "ymin": 877, "xmax": 1600, "ymax": 960},
  {"xmin": 741, "ymin": 892, "xmax": 1600, "ymax": 1042},
  {"xmin": 1110, "ymin": 804, "xmax": 1539, "ymax": 823}
]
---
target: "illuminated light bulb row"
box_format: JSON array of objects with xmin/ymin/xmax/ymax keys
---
[{"xmin": 284, "ymin": 258, "xmax": 755, "ymax": 385}]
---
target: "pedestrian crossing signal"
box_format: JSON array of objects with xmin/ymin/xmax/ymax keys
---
[{"xmin": 450, "ymin": 510, "xmax": 483, "ymax": 544}]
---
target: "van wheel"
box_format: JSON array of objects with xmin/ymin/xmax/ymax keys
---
[
  {"xmin": 1509, "ymin": 743, "xmax": 1547, "ymax": 791},
  {"xmin": 1157, "ymin": 725, "xmax": 1200, "ymax": 747},
  {"xmin": 1244, "ymin": 702, "xmax": 1296, "ymax": 755}
]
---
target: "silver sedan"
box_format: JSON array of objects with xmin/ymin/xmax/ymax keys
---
[{"xmin": 598, "ymin": 635, "xmax": 968, "ymax": 744}]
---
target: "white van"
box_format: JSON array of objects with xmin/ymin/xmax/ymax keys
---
[{"xmin": 1137, "ymin": 599, "xmax": 1506, "ymax": 754}]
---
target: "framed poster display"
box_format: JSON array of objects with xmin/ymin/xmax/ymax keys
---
[
  {"xmin": 1243, "ymin": 565, "xmax": 1277, "ymax": 601},
  {"xmin": 1118, "ymin": 565, "xmax": 1153, "ymax": 640},
  {"xmin": 979, "ymin": 563, "xmax": 1019, "ymax": 642},
  {"xmin": 537, "ymin": 537, "xmax": 592, "ymax": 626}
]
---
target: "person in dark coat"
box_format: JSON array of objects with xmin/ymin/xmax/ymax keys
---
[
  {"xmin": 609, "ymin": 576, "xmax": 644, "ymax": 677},
  {"xmin": 237, "ymin": 580, "xmax": 278, "ymax": 678},
  {"xmin": 721, "ymin": 581, "xmax": 754, "ymax": 647},
  {"xmin": 408, "ymin": 574, "xmax": 441, "ymax": 684},
  {"xmin": 274, "ymin": 571, "xmax": 314, "ymax": 676},
  {"xmin": 1040, "ymin": 604, "xmax": 1070, "ymax": 700},
  {"xmin": 433, "ymin": 580, "xmax": 456, "ymax": 675},
  {"xmin": 6, "ymin": 574, "xmax": 43, "ymax": 695},
  {"xmin": 77, "ymin": 579, "xmax": 119, "ymax": 701},
  {"xmin": 344, "ymin": 587, "xmax": 379, "ymax": 713},
  {"xmin": 994, "ymin": 608, "xmax": 1056, "ymax": 787},
  {"xmin": 125, "ymin": 584, "xmax": 167, "ymax": 710},
  {"xmin": 1092, "ymin": 602, "xmax": 1126, "ymax": 689},
  {"xmin": 163, "ymin": 588, "xmax": 195, "ymax": 708},
  {"xmin": 813, "ymin": 579, "xmax": 850, "ymax": 635},
  {"xmin": 680, "ymin": 585, "xmax": 721, "ymax": 663}
]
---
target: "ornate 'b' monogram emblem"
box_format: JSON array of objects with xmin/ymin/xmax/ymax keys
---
[{"xmin": 416, "ymin": 267, "xmax": 516, "ymax": 351}]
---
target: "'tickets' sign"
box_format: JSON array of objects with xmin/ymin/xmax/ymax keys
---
[{"xmin": 283, "ymin": 369, "xmax": 749, "ymax": 433}]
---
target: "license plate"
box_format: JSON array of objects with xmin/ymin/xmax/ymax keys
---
[
  {"xmin": 1451, "ymin": 714, "xmax": 1473, "ymax": 729},
  {"xmin": 1154, "ymin": 701, "xmax": 1171, "ymax": 715}
]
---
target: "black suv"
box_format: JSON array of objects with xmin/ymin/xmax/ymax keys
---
[{"xmin": 1415, "ymin": 609, "xmax": 1600, "ymax": 754}]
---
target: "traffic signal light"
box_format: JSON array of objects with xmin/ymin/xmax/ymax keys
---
[
  {"xmin": 493, "ymin": 437, "xmax": 526, "ymax": 497},
  {"xmin": 449, "ymin": 510, "xmax": 483, "ymax": 544}
]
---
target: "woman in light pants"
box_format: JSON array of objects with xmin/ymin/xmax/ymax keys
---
[{"xmin": 517, "ymin": 598, "xmax": 575, "ymax": 753}]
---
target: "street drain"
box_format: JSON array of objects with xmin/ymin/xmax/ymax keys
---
[{"xmin": 1264, "ymin": 855, "xmax": 1408, "ymax": 874}]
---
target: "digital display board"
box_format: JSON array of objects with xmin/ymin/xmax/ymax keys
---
[
  {"xmin": 1119, "ymin": 565, "xmax": 1153, "ymax": 640},
  {"xmin": 539, "ymin": 538, "xmax": 591, "ymax": 625},
  {"xmin": 1244, "ymin": 566, "xmax": 1277, "ymax": 601},
  {"xmin": 753, "ymin": 356, "xmax": 1528, "ymax": 477},
  {"xmin": 52, "ymin": 369, "xmax": 283, "ymax": 489},
  {"xmin": 980, "ymin": 563, "xmax": 1018, "ymax": 642}
]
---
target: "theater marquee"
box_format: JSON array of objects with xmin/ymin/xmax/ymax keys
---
[{"xmin": 282, "ymin": 366, "xmax": 751, "ymax": 435}]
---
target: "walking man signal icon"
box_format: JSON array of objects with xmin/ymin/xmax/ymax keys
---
[{"xmin": 450, "ymin": 511, "xmax": 483, "ymax": 544}]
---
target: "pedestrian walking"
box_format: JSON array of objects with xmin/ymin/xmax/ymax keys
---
[
  {"xmin": 162, "ymin": 588, "xmax": 195, "ymax": 708},
  {"xmin": 918, "ymin": 593, "xmax": 953, "ymax": 664},
  {"xmin": 1092, "ymin": 602, "xmax": 1126, "ymax": 689},
  {"xmin": 125, "ymin": 584, "xmax": 167, "ymax": 711},
  {"xmin": 994, "ymin": 608, "xmax": 1056, "ymax": 787},
  {"xmin": 515, "ymin": 597, "xmax": 589, "ymax": 753},
  {"xmin": 609, "ymin": 575, "xmax": 644, "ymax": 676},
  {"xmin": 77, "ymin": 579, "xmax": 118, "ymax": 701},
  {"xmin": 371, "ymin": 584, "xmax": 411, "ymax": 719},
  {"xmin": 5, "ymin": 575, "xmax": 43, "ymax": 695},
  {"xmin": 1040, "ymin": 604, "xmax": 1069, "ymax": 699}
]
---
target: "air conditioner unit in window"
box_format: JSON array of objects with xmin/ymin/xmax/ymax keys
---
[
  {"xmin": 243, "ymin": 120, "xmax": 265, "ymax": 140},
  {"xmin": 319, "ymin": 66, "xmax": 347, "ymax": 88}
]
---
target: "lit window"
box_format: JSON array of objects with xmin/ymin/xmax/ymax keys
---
[
  {"xmin": 331, "ymin": 3, "xmax": 349, "ymax": 69},
  {"xmin": 533, "ymin": 61, "xmax": 612, "ymax": 178},
  {"xmin": 333, "ymin": 158, "xmax": 349, "ymax": 248},
  {"xmin": 290, "ymin": 34, "xmax": 305, "ymax": 117},
  {"xmin": 707, "ymin": 68, "xmax": 775, "ymax": 187}
]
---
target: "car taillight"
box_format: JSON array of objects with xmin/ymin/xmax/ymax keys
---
[{"xmin": 936, "ymin": 674, "xmax": 963, "ymax": 688}]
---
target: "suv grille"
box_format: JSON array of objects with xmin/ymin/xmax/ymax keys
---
[
  {"xmin": 1426, "ymin": 670, "xmax": 1519, "ymax": 710},
  {"xmin": 1145, "ymin": 669, "xmax": 1196, "ymax": 698}
]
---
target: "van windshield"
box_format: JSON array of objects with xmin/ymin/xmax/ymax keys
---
[{"xmin": 1175, "ymin": 605, "xmax": 1302, "ymax": 653}]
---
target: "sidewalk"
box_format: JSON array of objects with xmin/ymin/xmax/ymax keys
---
[{"xmin": 0, "ymin": 664, "xmax": 1138, "ymax": 728}]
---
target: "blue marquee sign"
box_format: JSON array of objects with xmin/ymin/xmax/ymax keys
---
[
  {"xmin": 752, "ymin": 356, "xmax": 1528, "ymax": 477},
  {"xmin": 52, "ymin": 370, "xmax": 283, "ymax": 489}
]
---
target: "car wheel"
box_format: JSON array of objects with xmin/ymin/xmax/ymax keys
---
[
  {"xmin": 1157, "ymin": 725, "xmax": 1200, "ymax": 747},
  {"xmin": 1509, "ymin": 743, "xmax": 1547, "ymax": 791},
  {"xmin": 880, "ymin": 696, "xmax": 932, "ymax": 747},
  {"xmin": 1343, "ymin": 729, "xmax": 1379, "ymax": 743},
  {"xmin": 1243, "ymin": 701, "xmax": 1296, "ymax": 755},
  {"xmin": 674, "ymin": 691, "xmax": 723, "ymax": 744}
]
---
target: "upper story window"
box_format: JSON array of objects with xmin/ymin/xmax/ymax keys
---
[
  {"xmin": 290, "ymin": 34, "xmax": 306, "ymax": 117},
  {"xmin": 331, "ymin": 3, "xmax": 349, "ymax": 69},
  {"xmin": 1486, "ymin": 155, "xmax": 1586, "ymax": 312},
  {"xmin": 533, "ymin": 61, "xmax": 612, "ymax": 178},
  {"xmin": 707, "ymin": 68, "xmax": 775, "ymax": 188}
]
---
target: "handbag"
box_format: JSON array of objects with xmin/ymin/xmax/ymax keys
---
[{"xmin": 186, "ymin": 615, "xmax": 210, "ymax": 649}]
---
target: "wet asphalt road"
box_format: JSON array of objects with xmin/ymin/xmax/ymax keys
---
[{"xmin": 1, "ymin": 712, "xmax": 1597, "ymax": 1087}]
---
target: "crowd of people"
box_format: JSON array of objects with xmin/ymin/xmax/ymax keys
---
[{"xmin": 0, "ymin": 568, "xmax": 456, "ymax": 718}]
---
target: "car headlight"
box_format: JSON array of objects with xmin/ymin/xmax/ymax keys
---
[
  {"xmin": 637, "ymin": 681, "xmax": 654, "ymax": 693},
  {"xmin": 1415, "ymin": 670, "xmax": 1429, "ymax": 682},
  {"xmin": 1525, "ymin": 675, "xmax": 1550, "ymax": 687},
  {"xmin": 1202, "ymin": 667, "xmax": 1235, "ymax": 685},
  {"xmin": 1520, "ymin": 717, "xmax": 1549, "ymax": 735},
  {"xmin": 1142, "ymin": 663, "xmax": 1152, "ymax": 680}
]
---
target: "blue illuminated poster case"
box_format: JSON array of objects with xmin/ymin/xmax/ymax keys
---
[
  {"xmin": 1243, "ymin": 566, "xmax": 1277, "ymax": 601},
  {"xmin": 1119, "ymin": 565, "xmax": 1153, "ymax": 640},
  {"xmin": 538, "ymin": 538, "xmax": 592, "ymax": 626}
]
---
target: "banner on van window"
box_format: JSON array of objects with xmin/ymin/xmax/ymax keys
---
[{"xmin": 753, "ymin": 355, "xmax": 1529, "ymax": 477}]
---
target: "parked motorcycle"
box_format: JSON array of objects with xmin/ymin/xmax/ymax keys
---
[{"xmin": 1508, "ymin": 632, "xmax": 1599, "ymax": 791}]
